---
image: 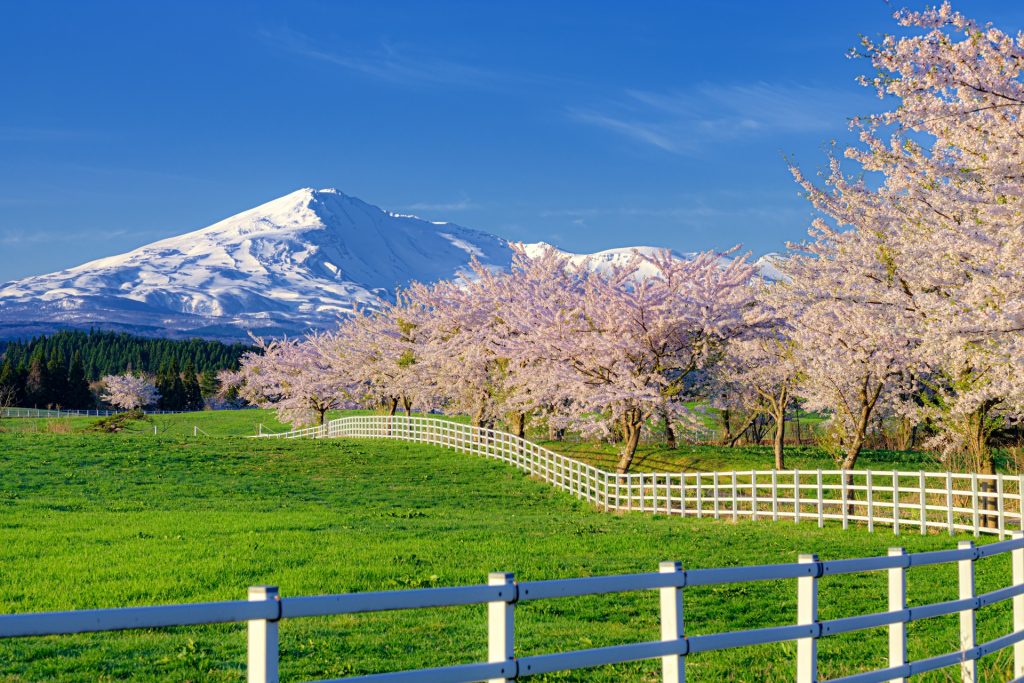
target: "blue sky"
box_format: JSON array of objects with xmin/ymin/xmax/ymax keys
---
[{"xmin": 3, "ymin": 1, "xmax": 1023, "ymax": 282}]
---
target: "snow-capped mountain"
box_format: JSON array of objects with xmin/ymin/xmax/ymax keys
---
[
  {"xmin": 0, "ymin": 188, "xmax": 513, "ymax": 340},
  {"xmin": 0, "ymin": 188, "xmax": 783, "ymax": 341}
]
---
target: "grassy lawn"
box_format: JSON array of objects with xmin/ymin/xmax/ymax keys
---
[{"xmin": 0, "ymin": 411, "xmax": 1019, "ymax": 681}]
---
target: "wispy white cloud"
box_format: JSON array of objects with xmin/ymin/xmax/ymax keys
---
[
  {"xmin": 565, "ymin": 110, "xmax": 681, "ymax": 152},
  {"xmin": 260, "ymin": 27, "xmax": 499, "ymax": 89},
  {"xmin": 570, "ymin": 82, "xmax": 871, "ymax": 154}
]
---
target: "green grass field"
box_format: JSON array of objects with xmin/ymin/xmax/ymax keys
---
[{"xmin": 0, "ymin": 411, "xmax": 1018, "ymax": 681}]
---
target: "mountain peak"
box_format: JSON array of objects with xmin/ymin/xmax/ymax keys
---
[
  {"xmin": 0, "ymin": 189, "xmax": 513, "ymax": 340},
  {"xmin": 0, "ymin": 188, "xmax": 781, "ymax": 342}
]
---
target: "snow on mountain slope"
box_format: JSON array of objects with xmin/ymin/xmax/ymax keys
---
[
  {"xmin": 0, "ymin": 188, "xmax": 783, "ymax": 341},
  {"xmin": 522, "ymin": 242, "xmax": 783, "ymax": 280},
  {"xmin": 0, "ymin": 188, "xmax": 513, "ymax": 340}
]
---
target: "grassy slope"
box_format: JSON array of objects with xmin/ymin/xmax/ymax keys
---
[
  {"xmin": 1, "ymin": 409, "xmax": 933, "ymax": 474},
  {"xmin": 0, "ymin": 414, "xmax": 1018, "ymax": 681}
]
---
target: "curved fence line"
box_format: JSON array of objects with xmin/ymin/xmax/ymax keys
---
[
  {"xmin": 5, "ymin": 416, "xmax": 1024, "ymax": 681},
  {"xmin": 260, "ymin": 414, "xmax": 1024, "ymax": 539}
]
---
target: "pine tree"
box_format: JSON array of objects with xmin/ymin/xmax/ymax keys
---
[
  {"xmin": 157, "ymin": 359, "xmax": 186, "ymax": 410},
  {"xmin": 66, "ymin": 352, "xmax": 93, "ymax": 409},
  {"xmin": 199, "ymin": 368, "xmax": 219, "ymax": 400},
  {"xmin": 24, "ymin": 350, "xmax": 48, "ymax": 407},
  {"xmin": 182, "ymin": 360, "xmax": 202, "ymax": 410},
  {"xmin": 46, "ymin": 350, "xmax": 69, "ymax": 408},
  {"xmin": 0, "ymin": 358, "xmax": 22, "ymax": 405}
]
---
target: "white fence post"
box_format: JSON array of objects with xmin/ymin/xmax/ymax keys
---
[
  {"xmin": 797, "ymin": 553, "xmax": 819, "ymax": 683},
  {"xmin": 659, "ymin": 561, "xmax": 685, "ymax": 683},
  {"xmin": 751, "ymin": 472, "xmax": 757, "ymax": 521},
  {"xmin": 816, "ymin": 470, "xmax": 824, "ymax": 529},
  {"xmin": 488, "ymin": 572, "xmax": 516, "ymax": 683},
  {"xmin": 771, "ymin": 470, "xmax": 779, "ymax": 522},
  {"xmin": 998, "ymin": 475, "xmax": 1006, "ymax": 539},
  {"xmin": 888, "ymin": 547, "xmax": 907, "ymax": 683},
  {"xmin": 946, "ymin": 472, "xmax": 955, "ymax": 536},
  {"xmin": 867, "ymin": 471, "xmax": 875, "ymax": 533},
  {"xmin": 1013, "ymin": 530, "xmax": 1024, "ymax": 678},
  {"xmin": 919, "ymin": 472, "xmax": 927, "ymax": 535},
  {"xmin": 958, "ymin": 540, "xmax": 976, "ymax": 683},
  {"xmin": 247, "ymin": 585, "xmax": 280, "ymax": 683},
  {"xmin": 893, "ymin": 473, "xmax": 901, "ymax": 536},
  {"xmin": 794, "ymin": 470, "xmax": 801, "ymax": 523}
]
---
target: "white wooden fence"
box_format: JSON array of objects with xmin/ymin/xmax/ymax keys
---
[
  {"xmin": 3, "ymin": 534, "xmax": 1024, "ymax": 681},
  {"xmin": 0, "ymin": 407, "xmax": 195, "ymax": 418},
  {"xmin": 260, "ymin": 415, "xmax": 1024, "ymax": 539},
  {"xmin": 8, "ymin": 415, "xmax": 1024, "ymax": 681}
]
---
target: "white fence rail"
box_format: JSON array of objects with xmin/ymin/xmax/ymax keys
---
[
  {"xmin": 3, "ymin": 537, "xmax": 1024, "ymax": 682},
  {"xmin": 0, "ymin": 407, "xmax": 196, "ymax": 418},
  {"xmin": 8, "ymin": 415, "xmax": 1023, "ymax": 681},
  {"xmin": 260, "ymin": 415, "xmax": 1024, "ymax": 539}
]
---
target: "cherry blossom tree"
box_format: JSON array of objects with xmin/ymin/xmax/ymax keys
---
[
  {"xmin": 769, "ymin": 225, "xmax": 917, "ymax": 472},
  {"xmin": 101, "ymin": 374, "xmax": 160, "ymax": 411},
  {"xmin": 503, "ymin": 246, "xmax": 756, "ymax": 472},
  {"xmin": 791, "ymin": 2, "xmax": 1024, "ymax": 479},
  {"xmin": 412, "ymin": 253, "xmax": 560, "ymax": 435},
  {"xmin": 316, "ymin": 297, "xmax": 436, "ymax": 417},
  {"xmin": 718, "ymin": 297, "xmax": 799, "ymax": 468},
  {"xmin": 233, "ymin": 333, "xmax": 355, "ymax": 427}
]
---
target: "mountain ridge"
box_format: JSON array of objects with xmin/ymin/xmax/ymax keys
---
[{"xmin": 0, "ymin": 189, "xmax": 780, "ymax": 341}]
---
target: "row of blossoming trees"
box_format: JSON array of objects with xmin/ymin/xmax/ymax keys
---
[{"xmin": 227, "ymin": 4, "xmax": 1024, "ymax": 481}]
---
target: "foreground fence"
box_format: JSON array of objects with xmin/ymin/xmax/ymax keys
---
[
  {"xmin": 260, "ymin": 415, "xmax": 1024, "ymax": 539},
  {"xmin": 4, "ymin": 536, "xmax": 1024, "ymax": 681}
]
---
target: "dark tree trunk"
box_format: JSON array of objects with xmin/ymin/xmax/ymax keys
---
[
  {"xmin": 773, "ymin": 417, "xmax": 785, "ymax": 469},
  {"xmin": 615, "ymin": 411, "xmax": 643, "ymax": 473},
  {"xmin": 508, "ymin": 412, "xmax": 526, "ymax": 439},
  {"xmin": 548, "ymin": 422, "xmax": 565, "ymax": 441},
  {"xmin": 726, "ymin": 412, "xmax": 759, "ymax": 448},
  {"xmin": 661, "ymin": 408, "xmax": 677, "ymax": 449},
  {"xmin": 770, "ymin": 388, "xmax": 788, "ymax": 469},
  {"xmin": 402, "ymin": 396, "xmax": 412, "ymax": 417}
]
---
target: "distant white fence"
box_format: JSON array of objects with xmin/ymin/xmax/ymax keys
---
[
  {"xmin": 1, "ymin": 407, "xmax": 194, "ymax": 418},
  {"xmin": 7, "ymin": 415, "xmax": 1024, "ymax": 682},
  {"xmin": 260, "ymin": 415, "xmax": 1024, "ymax": 539}
]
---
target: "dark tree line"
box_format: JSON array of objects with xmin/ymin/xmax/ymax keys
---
[{"xmin": 0, "ymin": 330, "xmax": 250, "ymax": 409}]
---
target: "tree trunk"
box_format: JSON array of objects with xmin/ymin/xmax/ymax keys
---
[
  {"xmin": 547, "ymin": 421, "xmax": 565, "ymax": 441},
  {"xmin": 896, "ymin": 417, "xmax": 916, "ymax": 452},
  {"xmin": 615, "ymin": 411, "xmax": 643, "ymax": 473},
  {"xmin": 837, "ymin": 423, "xmax": 872, "ymax": 517},
  {"xmin": 661, "ymin": 408, "xmax": 677, "ymax": 449},
  {"xmin": 402, "ymin": 396, "xmax": 412, "ymax": 417},
  {"xmin": 508, "ymin": 412, "xmax": 526, "ymax": 439},
  {"xmin": 980, "ymin": 457, "xmax": 998, "ymax": 529},
  {"xmin": 472, "ymin": 405, "xmax": 487, "ymax": 429},
  {"xmin": 768, "ymin": 387, "xmax": 788, "ymax": 469},
  {"xmin": 719, "ymin": 408, "xmax": 733, "ymax": 445},
  {"xmin": 773, "ymin": 414, "xmax": 785, "ymax": 469},
  {"xmin": 968, "ymin": 404, "xmax": 998, "ymax": 529},
  {"xmin": 726, "ymin": 412, "xmax": 759, "ymax": 448},
  {"xmin": 316, "ymin": 408, "xmax": 327, "ymax": 426},
  {"xmin": 386, "ymin": 397, "xmax": 398, "ymax": 416}
]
